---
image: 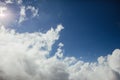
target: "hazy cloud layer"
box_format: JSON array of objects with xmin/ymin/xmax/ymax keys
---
[{"xmin": 0, "ymin": 25, "xmax": 120, "ymax": 80}]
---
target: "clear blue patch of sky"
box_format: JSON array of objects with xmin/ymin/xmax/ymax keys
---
[{"xmin": 14, "ymin": 0, "xmax": 120, "ymax": 61}]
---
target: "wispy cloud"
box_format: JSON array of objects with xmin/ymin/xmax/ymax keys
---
[
  {"xmin": 19, "ymin": 5, "xmax": 38, "ymax": 23},
  {"xmin": 19, "ymin": 6, "xmax": 26, "ymax": 23},
  {"xmin": 5, "ymin": 0, "xmax": 22, "ymax": 4}
]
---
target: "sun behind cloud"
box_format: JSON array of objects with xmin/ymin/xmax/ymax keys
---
[
  {"xmin": 0, "ymin": 0, "xmax": 38, "ymax": 27},
  {"xmin": 0, "ymin": 6, "xmax": 14, "ymax": 26}
]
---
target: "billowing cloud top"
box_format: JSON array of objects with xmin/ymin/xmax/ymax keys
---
[{"xmin": 0, "ymin": 25, "xmax": 120, "ymax": 80}]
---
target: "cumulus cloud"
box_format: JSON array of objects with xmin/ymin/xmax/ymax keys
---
[
  {"xmin": 0, "ymin": 24, "xmax": 66, "ymax": 80},
  {"xmin": 68, "ymin": 49, "xmax": 120, "ymax": 80},
  {"xmin": 0, "ymin": 24, "xmax": 120, "ymax": 80}
]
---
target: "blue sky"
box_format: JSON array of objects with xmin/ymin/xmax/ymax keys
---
[{"xmin": 12, "ymin": 0, "xmax": 120, "ymax": 61}]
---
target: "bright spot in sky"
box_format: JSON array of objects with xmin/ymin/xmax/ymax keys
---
[{"xmin": 0, "ymin": 6, "xmax": 13, "ymax": 26}]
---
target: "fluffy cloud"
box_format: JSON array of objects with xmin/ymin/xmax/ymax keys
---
[
  {"xmin": 0, "ymin": 24, "xmax": 120, "ymax": 80},
  {"xmin": 0, "ymin": 24, "xmax": 67, "ymax": 80},
  {"xmin": 67, "ymin": 49, "xmax": 120, "ymax": 80}
]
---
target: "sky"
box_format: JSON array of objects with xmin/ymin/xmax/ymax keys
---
[
  {"xmin": 12, "ymin": 0, "xmax": 120, "ymax": 61},
  {"xmin": 0, "ymin": 0, "xmax": 120, "ymax": 80}
]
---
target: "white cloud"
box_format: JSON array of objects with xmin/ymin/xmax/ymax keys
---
[
  {"xmin": 5, "ymin": 0, "xmax": 13, "ymax": 4},
  {"xmin": 0, "ymin": 24, "xmax": 68, "ymax": 80},
  {"xmin": 0, "ymin": 24, "xmax": 120, "ymax": 80},
  {"xmin": 108, "ymin": 49, "xmax": 120, "ymax": 73},
  {"xmin": 18, "ymin": 5, "xmax": 38, "ymax": 23},
  {"xmin": 19, "ymin": 6, "xmax": 26, "ymax": 23},
  {"xmin": 26, "ymin": 6, "xmax": 39, "ymax": 17},
  {"xmin": 55, "ymin": 43, "xmax": 64, "ymax": 58},
  {"xmin": 68, "ymin": 49, "xmax": 120, "ymax": 80},
  {"xmin": 17, "ymin": 0, "xmax": 22, "ymax": 4},
  {"xmin": 5, "ymin": 0, "xmax": 22, "ymax": 4}
]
